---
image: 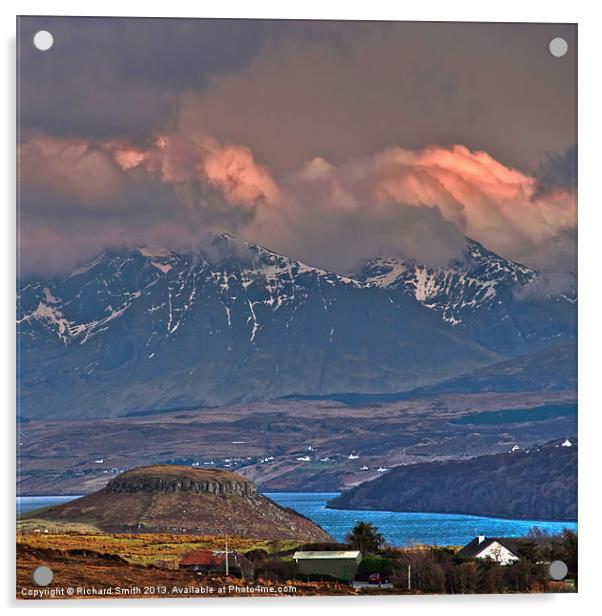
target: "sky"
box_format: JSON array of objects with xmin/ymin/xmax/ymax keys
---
[{"xmin": 17, "ymin": 17, "xmax": 577, "ymax": 276}]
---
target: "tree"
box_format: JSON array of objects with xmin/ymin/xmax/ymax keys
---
[
  {"xmin": 345, "ymin": 521, "xmax": 384, "ymax": 555},
  {"xmin": 254, "ymin": 558, "xmax": 296, "ymax": 582},
  {"xmin": 399, "ymin": 552, "xmax": 446, "ymax": 593},
  {"xmin": 449, "ymin": 561, "xmax": 479, "ymax": 594},
  {"xmin": 515, "ymin": 540, "xmax": 539, "ymax": 562},
  {"xmin": 560, "ymin": 529, "xmax": 578, "ymax": 587},
  {"xmin": 527, "ymin": 526, "xmax": 551, "ymax": 539}
]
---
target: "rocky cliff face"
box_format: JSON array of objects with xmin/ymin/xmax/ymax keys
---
[
  {"xmin": 22, "ymin": 465, "xmax": 332, "ymax": 541},
  {"xmin": 106, "ymin": 466, "xmax": 257, "ymax": 498}
]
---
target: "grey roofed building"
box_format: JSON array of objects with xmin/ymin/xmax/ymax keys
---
[
  {"xmin": 293, "ymin": 550, "xmax": 362, "ymax": 582},
  {"xmin": 457, "ymin": 535, "xmax": 550, "ymax": 565},
  {"xmin": 458, "ymin": 537, "xmax": 518, "ymax": 558}
]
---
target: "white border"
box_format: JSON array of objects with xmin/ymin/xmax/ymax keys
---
[{"xmin": 3, "ymin": 1, "xmax": 600, "ymax": 613}]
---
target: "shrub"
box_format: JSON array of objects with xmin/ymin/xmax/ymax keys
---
[
  {"xmin": 357, "ymin": 556, "xmax": 396, "ymax": 576},
  {"xmin": 391, "ymin": 551, "xmax": 446, "ymax": 593},
  {"xmin": 254, "ymin": 558, "xmax": 296, "ymax": 581},
  {"xmin": 448, "ymin": 561, "xmax": 479, "ymax": 594}
]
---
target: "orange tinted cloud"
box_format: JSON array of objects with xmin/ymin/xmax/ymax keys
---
[
  {"xmin": 110, "ymin": 133, "xmax": 280, "ymax": 207},
  {"xmin": 202, "ymin": 141, "xmax": 280, "ymax": 205},
  {"xmin": 111, "ymin": 147, "xmax": 149, "ymax": 170},
  {"xmin": 19, "ymin": 132, "xmax": 576, "ymax": 274},
  {"xmin": 301, "ymin": 144, "xmax": 576, "ymax": 266}
]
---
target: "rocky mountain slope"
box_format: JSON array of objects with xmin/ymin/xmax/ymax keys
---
[
  {"xmin": 17, "ymin": 235, "xmax": 499, "ymax": 419},
  {"xmin": 17, "ymin": 235, "xmax": 575, "ymax": 419},
  {"xmin": 357, "ymin": 239, "xmax": 576, "ymax": 354},
  {"xmin": 403, "ymin": 343, "xmax": 577, "ymax": 398},
  {"xmin": 329, "ymin": 438, "xmax": 577, "ymax": 521},
  {"xmin": 21, "ymin": 465, "xmax": 332, "ymax": 540}
]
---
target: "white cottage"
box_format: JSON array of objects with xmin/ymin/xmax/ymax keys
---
[{"xmin": 457, "ymin": 535, "xmax": 520, "ymax": 565}]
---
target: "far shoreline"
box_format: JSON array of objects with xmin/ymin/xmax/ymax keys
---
[
  {"xmin": 17, "ymin": 493, "xmax": 578, "ymax": 526},
  {"xmin": 325, "ymin": 502, "xmax": 578, "ymax": 524}
]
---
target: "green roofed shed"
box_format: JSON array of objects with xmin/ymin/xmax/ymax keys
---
[{"xmin": 292, "ymin": 550, "xmax": 362, "ymax": 581}]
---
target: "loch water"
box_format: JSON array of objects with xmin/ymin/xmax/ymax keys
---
[{"xmin": 17, "ymin": 492, "xmax": 577, "ymax": 547}]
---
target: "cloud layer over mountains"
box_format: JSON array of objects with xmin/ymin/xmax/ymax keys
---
[
  {"xmin": 19, "ymin": 131, "xmax": 576, "ymax": 276},
  {"xmin": 17, "ymin": 18, "xmax": 576, "ymax": 277}
]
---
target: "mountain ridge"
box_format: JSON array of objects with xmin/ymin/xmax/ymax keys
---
[
  {"xmin": 356, "ymin": 238, "xmax": 576, "ymax": 354},
  {"xmin": 17, "ymin": 234, "xmax": 575, "ymax": 419}
]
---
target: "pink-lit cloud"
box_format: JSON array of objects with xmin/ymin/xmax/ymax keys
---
[
  {"xmin": 109, "ymin": 133, "xmax": 280, "ymax": 207},
  {"xmin": 263, "ymin": 143, "xmax": 576, "ymax": 271},
  {"xmin": 18, "ymin": 131, "xmax": 576, "ymax": 276}
]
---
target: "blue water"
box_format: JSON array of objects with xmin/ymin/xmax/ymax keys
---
[
  {"xmin": 17, "ymin": 495, "xmax": 82, "ymax": 515},
  {"xmin": 17, "ymin": 493, "xmax": 577, "ymax": 547},
  {"xmin": 264, "ymin": 492, "xmax": 577, "ymax": 546}
]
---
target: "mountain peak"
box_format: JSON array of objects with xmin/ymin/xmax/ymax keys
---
[
  {"xmin": 354, "ymin": 237, "xmax": 575, "ymax": 351},
  {"xmin": 358, "ymin": 237, "xmax": 536, "ymax": 302},
  {"xmin": 17, "ymin": 233, "xmax": 575, "ymax": 418}
]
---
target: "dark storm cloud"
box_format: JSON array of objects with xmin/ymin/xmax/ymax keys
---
[
  {"xmin": 18, "ymin": 18, "xmax": 576, "ymax": 171},
  {"xmin": 534, "ymin": 144, "xmax": 578, "ymax": 197},
  {"xmin": 17, "ymin": 17, "xmax": 387, "ymax": 140},
  {"xmin": 17, "ymin": 17, "xmax": 274, "ymax": 138},
  {"xmin": 176, "ymin": 21, "xmax": 577, "ymax": 174}
]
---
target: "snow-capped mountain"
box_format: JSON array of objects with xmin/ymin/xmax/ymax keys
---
[
  {"xmin": 18, "ymin": 235, "xmax": 360, "ymax": 349},
  {"xmin": 17, "ymin": 235, "xmax": 499, "ymax": 419},
  {"xmin": 17, "ymin": 235, "xmax": 575, "ymax": 419},
  {"xmin": 356, "ymin": 239, "xmax": 576, "ymax": 353}
]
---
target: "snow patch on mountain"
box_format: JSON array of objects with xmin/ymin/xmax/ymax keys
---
[
  {"xmin": 151, "ymin": 261, "xmax": 172, "ymax": 274},
  {"xmin": 17, "ymin": 235, "xmax": 575, "ymax": 360},
  {"xmin": 358, "ymin": 239, "xmax": 540, "ymax": 326}
]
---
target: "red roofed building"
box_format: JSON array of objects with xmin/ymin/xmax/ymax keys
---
[
  {"xmin": 179, "ymin": 549, "xmax": 254, "ymax": 578},
  {"xmin": 180, "ymin": 549, "xmax": 225, "ymax": 570}
]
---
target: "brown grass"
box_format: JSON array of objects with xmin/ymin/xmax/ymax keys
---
[
  {"xmin": 17, "ymin": 530, "xmax": 303, "ymax": 567},
  {"xmin": 17, "ymin": 543, "xmax": 358, "ymax": 600}
]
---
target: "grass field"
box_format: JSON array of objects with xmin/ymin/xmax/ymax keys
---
[
  {"xmin": 17, "ymin": 524, "xmax": 304, "ymax": 567},
  {"xmin": 16, "ymin": 527, "xmax": 359, "ymax": 600}
]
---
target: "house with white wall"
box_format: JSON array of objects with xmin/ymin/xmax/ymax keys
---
[{"xmin": 457, "ymin": 535, "xmax": 520, "ymax": 565}]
